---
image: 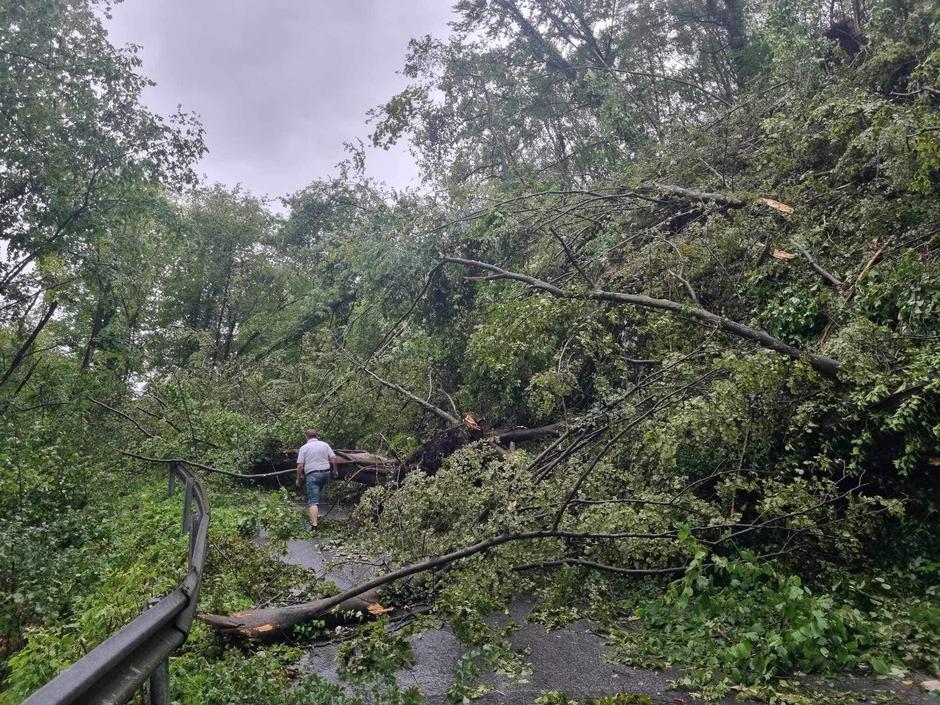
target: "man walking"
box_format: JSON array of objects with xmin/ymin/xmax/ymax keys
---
[{"xmin": 295, "ymin": 429, "xmax": 338, "ymax": 529}]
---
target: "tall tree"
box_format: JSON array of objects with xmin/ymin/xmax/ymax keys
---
[{"xmin": 0, "ymin": 0, "xmax": 203, "ymax": 396}]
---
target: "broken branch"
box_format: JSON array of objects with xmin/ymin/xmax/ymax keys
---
[
  {"xmin": 797, "ymin": 247, "xmax": 843, "ymax": 288},
  {"xmin": 443, "ymin": 257, "xmax": 840, "ymax": 377},
  {"xmin": 340, "ymin": 347, "xmax": 459, "ymax": 425},
  {"xmin": 88, "ymin": 397, "xmax": 156, "ymax": 439}
]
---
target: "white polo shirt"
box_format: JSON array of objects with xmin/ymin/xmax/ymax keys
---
[{"xmin": 297, "ymin": 438, "xmax": 336, "ymax": 474}]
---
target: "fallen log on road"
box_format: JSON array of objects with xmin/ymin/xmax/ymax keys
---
[
  {"xmin": 198, "ymin": 532, "xmax": 542, "ymax": 639},
  {"xmin": 200, "ymin": 589, "xmax": 384, "ymax": 639},
  {"xmin": 198, "ymin": 528, "xmax": 688, "ymax": 640},
  {"xmin": 252, "ymin": 423, "xmax": 568, "ymax": 484},
  {"xmin": 246, "ymin": 449, "xmax": 398, "ymax": 487}
]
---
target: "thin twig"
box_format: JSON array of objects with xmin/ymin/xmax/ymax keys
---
[{"xmin": 88, "ymin": 398, "xmax": 156, "ymax": 439}]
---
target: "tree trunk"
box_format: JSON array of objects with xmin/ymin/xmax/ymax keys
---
[
  {"xmin": 212, "ymin": 251, "xmax": 235, "ymax": 363},
  {"xmin": 81, "ymin": 289, "xmax": 109, "ymax": 371},
  {"xmin": 0, "ymin": 300, "xmax": 58, "ymax": 390}
]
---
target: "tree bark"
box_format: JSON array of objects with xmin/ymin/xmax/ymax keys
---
[
  {"xmin": 81, "ymin": 281, "xmax": 113, "ymax": 371},
  {"xmin": 199, "ymin": 590, "xmax": 384, "ymax": 638}
]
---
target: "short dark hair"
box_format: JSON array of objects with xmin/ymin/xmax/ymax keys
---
[{"xmin": 304, "ymin": 429, "xmax": 317, "ymax": 439}]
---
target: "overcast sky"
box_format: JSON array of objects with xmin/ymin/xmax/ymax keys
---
[{"xmin": 105, "ymin": 1, "xmax": 454, "ymax": 200}]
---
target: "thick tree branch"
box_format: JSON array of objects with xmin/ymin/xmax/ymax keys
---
[
  {"xmin": 200, "ymin": 527, "xmax": 683, "ymax": 638},
  {"xmin": 641, "ymin": 184, "xmax": 745, "ymax": 207},
  {"xmin": 121, "ymin": 450, "xmax": 395, "ymax": 480},
  {"xmin": 443, "ymin": 257, "xmax": 840, "ymax": 377},
  {"xmin": 0, "ymin": 300, "xmax": 58, "ymax": 390},
  {"xmin": 492, "ymin": 422, "xmax": 567, "ymax": 444}
]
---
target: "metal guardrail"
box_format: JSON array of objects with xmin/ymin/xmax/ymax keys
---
[{"xmin": 24, "ymin": 461, "xmax": 209, "ymax": 705}]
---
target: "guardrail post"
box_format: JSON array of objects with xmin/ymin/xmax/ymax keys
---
[
  {"xmin": 167, "ymin": 462, "xmax": 176, "ymax": 497},
  {"xmin": 147, "ymin": 658, "xmax": 170, "ymax": 705},
  {"xmin": 181, "ymin": 476, "xmax": 193, "ymax": 536},
  {"xmin": 188, "ymin": 514, "xmax": 198, "ymax": 561},
  {"xmin": 144, "ymin": 598, "xmax": 171, "ymax": 705}
]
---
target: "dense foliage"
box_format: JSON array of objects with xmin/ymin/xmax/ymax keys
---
[{"xmin": 1, "ymin": 0, "xmax": 938, "ymax": 702}]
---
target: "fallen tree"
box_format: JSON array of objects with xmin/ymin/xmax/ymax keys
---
[
  {"xmin": 198, "ymin": 528, "xmax": 687, "ymax": 639},
  {"xmin": 196, "ymin": 340, "xmax": 882, "ymax": 642},
  {"xmin": 197, "ymin": 371, "xmax": 786, "ymax": 642},
  {"xmin": 198, "ymin": 470, "xmax": 870, "ymax": 640},
  {"xmin": 120, "ymin": 424, "xmax": 569, "ymax": 491},
  {"xmin": 443, "ymin": 256, "xmax": 841, "ymax": 378}
]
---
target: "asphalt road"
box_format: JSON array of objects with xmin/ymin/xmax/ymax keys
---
[
  {"xmin": 276, "ymin": 522, "xmax": 750, "ymax": 704},
  {"xmin": 266, "ymin": 505, "xmax": 932, "ymax": 705}
]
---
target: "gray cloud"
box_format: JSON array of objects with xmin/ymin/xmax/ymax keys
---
[{"xmin": 106, "ymin": 0, "xmax": 454, "ymax": 198}]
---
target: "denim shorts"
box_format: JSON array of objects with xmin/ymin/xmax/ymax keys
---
[{"xmin": 304, "ymin": 470, "xmax": 330, "ymax": 506}]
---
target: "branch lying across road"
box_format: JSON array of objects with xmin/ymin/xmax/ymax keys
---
[
  {"xmin": 122, "ymin": 450, "xmax": 396, "ymax": 481},
  {"xmin": 198, "ymin": 463, "xmax": 870, "ymax": 640},
  {"xmin": 443, "ymin": 257, "xmax": 840, "ymax": 378},
  {"xmin": 199, "ymin": 528, "xmax": 686, "ymax": 638}
]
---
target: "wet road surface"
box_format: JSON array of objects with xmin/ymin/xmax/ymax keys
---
[{"xmin": 266, "ymin": 506, "xmax": 932, "ymax": 705}]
